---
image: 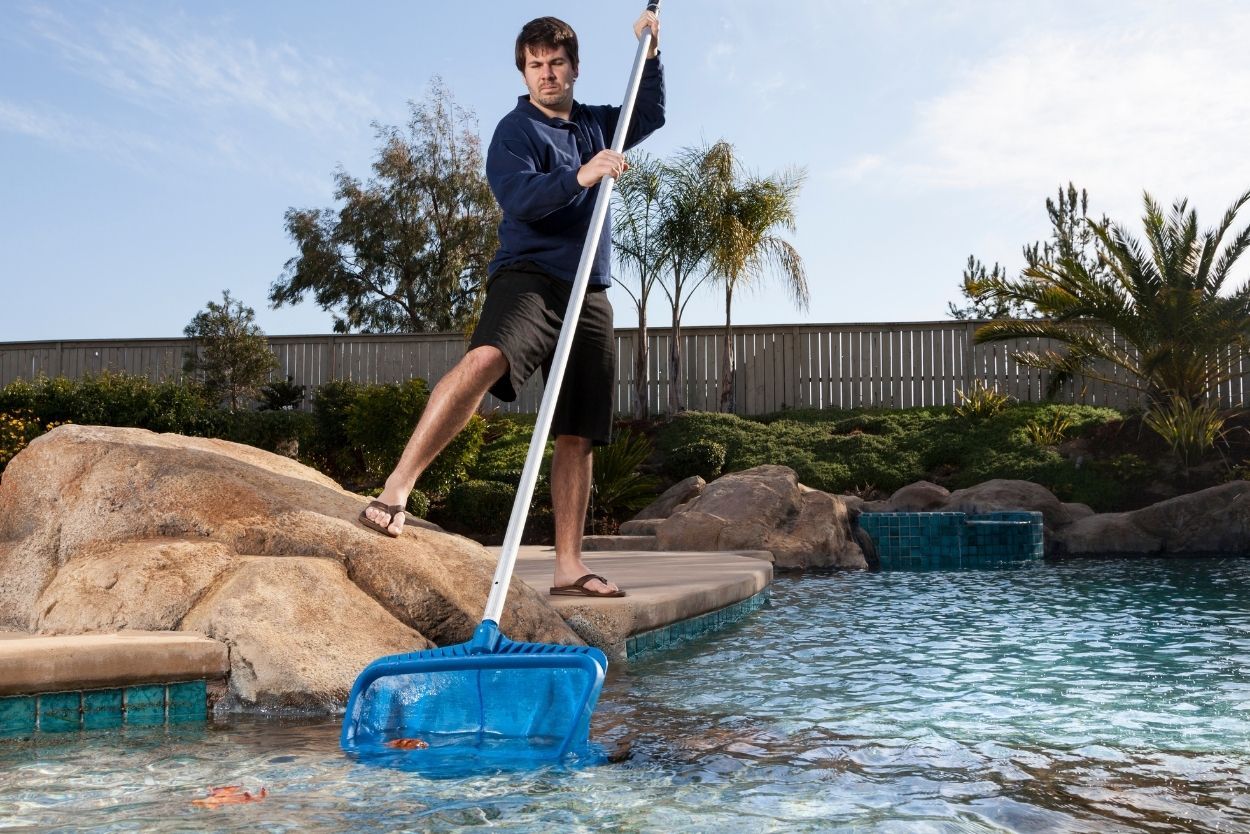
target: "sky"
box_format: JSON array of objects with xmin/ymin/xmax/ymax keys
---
[{"xmin": 3, "ymin": 0, "xmax": 1250, "ymax": 343}]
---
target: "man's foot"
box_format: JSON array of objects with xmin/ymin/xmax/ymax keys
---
[
  {"xmin": 550, "ymin": 571, "xmax": 624, "ymax": 598},
  {"xmin": 360, "ymin": 499, "xmax": 406, "ymax": 537}
]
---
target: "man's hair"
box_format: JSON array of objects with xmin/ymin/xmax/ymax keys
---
[{"xmin": 514, "ymin": 16, "xmax": 579, "ymax": 71}]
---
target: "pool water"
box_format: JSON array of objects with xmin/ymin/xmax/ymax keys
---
[{"xmin": 2, "ymin": 558, "xmax": 1248, "ymax": 832}]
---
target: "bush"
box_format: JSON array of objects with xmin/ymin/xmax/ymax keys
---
[
  {"xmin": 664, "ymin": 439, "xmax": 726, "ymax": 482},
  {"xmin": 341, "ymin": 378, "xmax": 485, "ymax": 498},
  {"xmin": 0, "ymin": 409, "xmax": 60, "ymax": 472},
  {"xmin": 592, "ymin": 430, "xmax": 662, "ymax": 527},
  {"xmin": 308, "ymin": 380, "xmax": 364, "ymax": 479},
  {"xmin": 1144, "ymin": 396, "xmax": 1229, "ymax": 470},
  {"xmin": 218, "ymin": 410, "xmax": 316, "ymax": 456},
  {"xmin": 654, "ymin": 405, "xmax": 1131, "ymax": 507},
  {"xmin": 438, "ymin": 479, "xmax": 517, "ymax": 536},
  {"xmin": 258, "ymin": 376, "xmax": 306, "ymax": 411},
  {"xmin": 955, "ymin": 380, "xmax": 1012, "ymax": 419},
  {"xmin": 0, "ymin": 373, "xmax": 214, "ymax": 435}
]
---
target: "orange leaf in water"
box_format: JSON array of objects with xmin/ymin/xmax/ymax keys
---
[
  {"xmin": 385, "ymin": 738, "xmax": 429, "ymax": 750},
  {"xmin": 191, "ymin": 786, "xmax": 268, "ymax": 807}
]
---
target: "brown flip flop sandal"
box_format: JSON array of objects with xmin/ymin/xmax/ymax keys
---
[
  {"xmin": 358, "ymin": 500, "xmax": 405, "ymax": 538},
  {"xmin": 550, "ymin": 573, "xmax": 626, "ymax": 598}
]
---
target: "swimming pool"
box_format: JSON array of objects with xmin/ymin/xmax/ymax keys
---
[{"xmin": 2, "ymin": 557, "xmax": 1247, "ymax": 832}]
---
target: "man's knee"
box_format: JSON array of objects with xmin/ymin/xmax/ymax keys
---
[
  {"xmin": 459, "ymin": 345, "xmax": 509, "ymax": 382},
  {"xmin": 554, "ymin": 434, "xmax": 593, "ymax": 455}
]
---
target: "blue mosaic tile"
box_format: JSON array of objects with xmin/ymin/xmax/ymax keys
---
[
  {"xmin": 627, "ymin": 589, "xmax": 770, "ymax": 660},
  {"xmin": 82, "ymin": 689, "xmax": 124, "ymax": 730},
  {"xmin": 38, "ymin": 691, "xmax": 82, "ymax": 732},
  {"xmin": 860, "ymin": 510, "xmax": 1043, "ymax": 570},
  {"xmin": 167, "ymin": 681, "xmax": 206, "ymax": 721},
  {"xmin": 124, "ymin": 685, "xmax": 166, "ymax": 725},
  {"xmin": 0, "ymin": 695, "xmax": 37, "ymax": 736}
]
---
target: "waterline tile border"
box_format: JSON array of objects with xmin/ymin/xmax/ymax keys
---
[
  {"xmin": 0, "ymin": 680, "xmax": 209, "ymax": 737},
  {"xmin": 626, "ymin": 589, "xmax": 770, "ymax": 660}
]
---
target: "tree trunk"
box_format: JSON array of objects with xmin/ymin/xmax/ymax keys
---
[
  {"xmin": 667, "ymin": 298, "xmax": 684, "ymax": 414},
  {"xmin": 633, "ymin": 315, "xmax": 649, "ymax": 420},
  {"xmin": 719, "ymin": 284, "xmax": 735, "ymax": 413}
]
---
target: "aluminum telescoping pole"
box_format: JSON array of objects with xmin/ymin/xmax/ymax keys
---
[{"xmin": 483, "ymin": 3, "xmax": 662, "ymax": 626}]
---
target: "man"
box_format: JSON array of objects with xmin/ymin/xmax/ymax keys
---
[{"xmin": 359, "ymin": 11, "xmax": 664, "ymax": 599}]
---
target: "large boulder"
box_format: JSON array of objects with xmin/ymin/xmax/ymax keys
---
[
  {"xmin": 1054, "ymin": 481, "xmax": 1250, "ymax": 556},
  {"xmin": 0, "ymin": 425, "xmax": 580, "ymax": 711},
  {"xmin": 942, "ymin": 479, "xmax": 1077, "ymax": 530},
  {"xmin": 654, "ymin": 465, "xmax": 866, "ymax": 570},
  {"xmin": 632, "ymin": 476, "xmax": 706, "ymax": 521}
]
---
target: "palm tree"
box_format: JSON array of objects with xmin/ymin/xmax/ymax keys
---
[
  {"xmin": 612, "ymin": 152, "xmax": 666, "ymax": 419},
  {"xmin": 973, "ymin": 188, "xmax": 1250, "ymax": 405},
  {"xmin": 653, "ymin": 146, "xmax": 720, "ymax": 413},
  {"xmin": 702, "ymin": 142, "xmax": 809, "ymax": 413}
]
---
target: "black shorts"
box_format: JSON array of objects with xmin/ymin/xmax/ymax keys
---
[{"xmin": 468, "ymin": 262, "xmax": 615, "ymax": 445}]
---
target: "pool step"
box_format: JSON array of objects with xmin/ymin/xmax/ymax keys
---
[{"xmin": 0, "ymin": 630, "xmax": 228, "ymax": 736}]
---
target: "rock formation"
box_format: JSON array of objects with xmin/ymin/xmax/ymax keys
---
[
  {"xmin": 653, "ymin": 465, "xmax": 866, "ymax": 569},
  {"xmin": 0, "ymin": 425, "xmax": 579, "ymax": 711}
]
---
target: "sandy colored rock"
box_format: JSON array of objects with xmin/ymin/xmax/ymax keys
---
[
  {"xmin": 883, "ymin": 480, "xmax": 951, "ymax": 512},
  {"xmin": 181, "ymin": 557, "xmax": 427, "ymax": 711},
  {"xmin": 632, "ymin": 475, "xmax": 706, "ymax": 521},
  {"xmin": 655, "ymin": 465, "xmax": 866, "ymax": 570},
  {"xmin": 0, "ymin": 425, "xmax": 582, "ymax": 711},
  {"xmin": 1050, "ymin": 512, "xmax": 1163, "ymax": 555},
  {"xmin": 942, "ymin": 479, "xmax": 1076, "ymax": 529},
  {"xmin": 35, "ymin": 539, "xmax": 236, "ymax": 634},
  {"xmin": 1055, "ymin": 481, "xmax": 1250, "ymax": 556}
]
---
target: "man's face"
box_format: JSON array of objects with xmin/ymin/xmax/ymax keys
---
[{"xmin": 523, "ymin": 45, "xmax": 577, "ymax": 114}]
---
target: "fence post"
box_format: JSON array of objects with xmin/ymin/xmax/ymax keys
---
[{"xmin": 964, "ymin": 321, "xmax": 978, "ymax": 395}]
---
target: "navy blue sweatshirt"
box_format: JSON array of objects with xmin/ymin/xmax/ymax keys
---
[{"xmin": 486, "ymin": 56, "xmax": 665, "ymax": 288}]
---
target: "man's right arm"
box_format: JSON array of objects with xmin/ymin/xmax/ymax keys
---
[{"xmin": 487, "ymin": 134, "xmax": 584, "ymax": 223}]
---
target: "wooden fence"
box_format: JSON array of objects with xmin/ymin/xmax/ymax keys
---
[{"xmin": 2, "ymin": 322, "xmax": 1247, "ymax": 414}]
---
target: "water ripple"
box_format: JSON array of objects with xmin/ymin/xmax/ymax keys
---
[{"xmin": 0, "ymin": 557, "xmax": 1247, "ymax": 832}]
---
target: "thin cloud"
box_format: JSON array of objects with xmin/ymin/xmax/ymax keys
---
[
  {"xmin": 0, "ymin": 99, "xmax": 163, "ymax": 165},
  {"xmin": 870, "ymin": 9, "xmax": 1250, "ymax": 222},
  {"xmin": 23, "ymin": 4, "xmax": 376, "ymax": 134}
]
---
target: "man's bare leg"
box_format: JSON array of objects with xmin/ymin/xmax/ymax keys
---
[
  {"xmin": 550, "ymin": 434, "xmax": 618, "ymax": 594},
  {"xmin": 363, "ymin": 346, "xmax": 508, "ymax": 535}
]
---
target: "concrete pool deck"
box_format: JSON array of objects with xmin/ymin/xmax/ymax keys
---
[
  {"xmin": 508, "ymin": 545, "xmax": 774, "ymax": 661},
  {"xmin": 0, "ymin": 548, "xmax": 773, "ymax": 697}
]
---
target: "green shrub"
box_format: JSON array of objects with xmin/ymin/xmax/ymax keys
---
[
  {"xmin": 664, "ymin": 439, "xmax": 726, "ymax": 481},
  {"xmin": 308, "ymin": 380, "xmax": 364, "ymax": 479},
  {"xmin": 0, "ymin": 409, "xmax": 61, "ymax": 472},
  {"xmin": 440, "ymin": 479, "xmax": 517, "ymax": 535},
  {"xmin": 592, "ymin": 430, "xmax": 662, "ymax": 525},
  {"xmin": 954, "ymin": 380, "xmax": 1012, "ymax": 419},
  {"xmin": 218, "ymin": 410, "xmax": 316, "ymax": 455},
  {"xmin": 654, "ymin": 405, "xmax": 1129, "ymax": 506},
  {"xmin": 1144, "ymin": 396, "xmax": 1228, "ymax": 469},
  {"xmin": 258, "ymin": 376, "xmax": 306, "ymax": 411},
  {"xmin": 341, "ymin": 378, "xmax": 485, "ymax": 497},
  {"xmin": 1022, "ymin": 409, "xmax": 1075, "ymax": 446},
  {"xmin": 0, "ymin": 373, "xmax": 214, "ymax": 435}
]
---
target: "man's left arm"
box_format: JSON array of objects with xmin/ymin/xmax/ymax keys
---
[{"xmin": 622, "ymin": 56, "xmax": 665, "ymax": 150}]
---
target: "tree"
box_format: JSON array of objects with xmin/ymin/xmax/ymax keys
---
[
  {"xmin": 612, "ymin": 151, "xmax": 666, "ymax": 419},
  {"xmin": 653, "ymin": 145, "xmax": 723, "ymax": 413},
  {"xmin": 183, "ymin": 290, "xmax": 278, "ymax": 412},
  {"xmin": 703, "ymin": 142, "xmax": 808, "ymax": 413},
  {"xmin": 271, "ymin": 78, "xmax": 500, "ymax": 333},
  {"xmin": 949, "ymin": 184, "xmax": 1103, "ymax": 321},
  {"xmin": 972, "ymin": 187, "xmax": 1250, "ymax": 405}
]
